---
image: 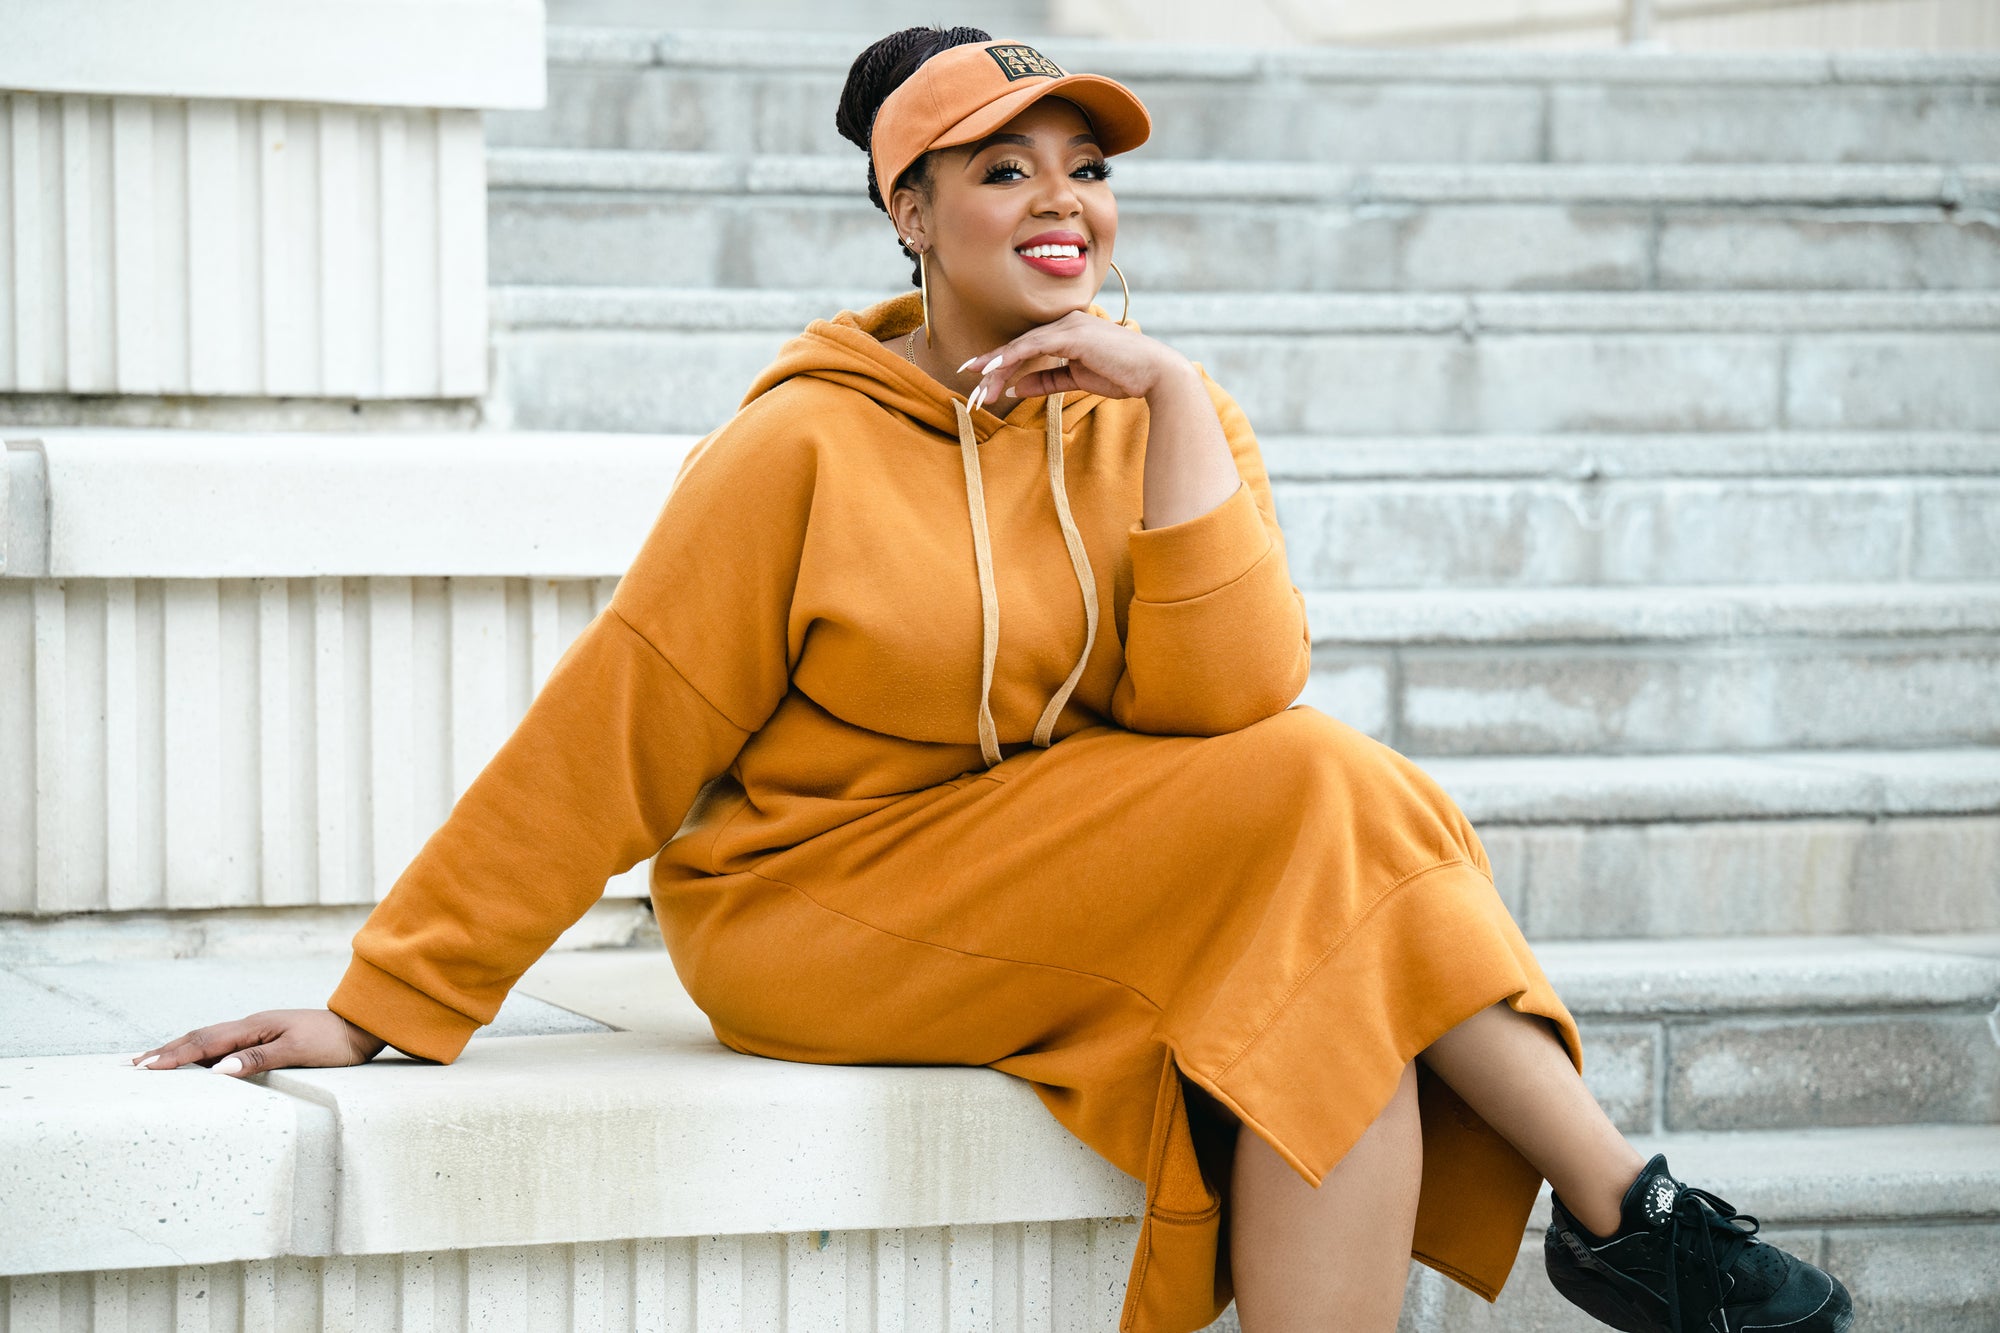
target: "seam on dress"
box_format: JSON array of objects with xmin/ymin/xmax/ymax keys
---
[
  {"xmin": 606, "ymin": 605, "xmax": 758, "ymax": 735},
  {"xmin": 1211, "ymin": 857, "xmax": 1485, "ymax": 1079},
  {"xmin": 744, "ymin": 866, "xmax": 1171, "ymax": 1013}
]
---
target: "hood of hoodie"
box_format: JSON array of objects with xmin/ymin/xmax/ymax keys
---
[
  {"xmin": 738, "ymin": 289, "xmax": 1134, "ymax": 769},
  {"xmin": 738, "ymin": 289, "xmax": 1134, "ymax": 442}
]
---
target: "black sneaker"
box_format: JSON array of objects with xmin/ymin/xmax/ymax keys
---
[{"xmin": 1544, "ymin": 1153, "xmax": 1853, "ymax": 1333}]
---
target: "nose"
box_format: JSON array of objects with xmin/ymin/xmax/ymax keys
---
[{"xmin": 1031, "ymin": 167, "xmax": 1082, "ymax": 218}]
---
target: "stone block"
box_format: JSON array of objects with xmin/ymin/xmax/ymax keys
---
[
  {"xmin": 1852, "ymin": 818, "xmax": 2000, "ymax": 933},
  {"xmin": 1598, "ymin": 479, "xmax": 1912, "ymax": 584},
  {"xmin": 1468, "ymin": 334, "xmax": 1782, "ymax": 433},
  {"xmin": 495, "ymin": 330, "xmax": 786, "ymax": 433},
  {"xmin": 1549, "ymin": 84, "xmax": 2000, "ymax": 165},
  {"xmin": 1786, "ymin": 334, "xmax": 2000, "ymax": 430},
  {"xmin": 1399, "ymin": 205, "xmax": 1651, "ymax": 291},
  {"xmin": 1118, "ymin": 83, "xmax": 1547, "ymax": 165},
  {"xmin": 1471, "ymin": 825, "xmax": 1530, "ymax": 924},
  {"xmin": 1112, "ymin": 199, "xmax": 1405, "ymax": 293},
  {"xmin": 1518, "ymin": 820, "xmax": 1868, "ymax": 939},
  {"xmin": 1396, "ymin": 639, "xmax": 2000, "ymax": 755},
  {"xmin": 489, "ymin": 192, "xmax": 734, "ymax": 288},
  {"xmin": 1294, "ymin": 656, "xmax": 1394, "ymax": 742},
  {"xmin": 1665, "ymin": 1015, "xmax": 2000, "ymax": 1130},
  {"xmin": 1822, "ymin": 1223, "xmax": 2000, "ymax": 1332},
  {"xmin": 1279, "ymin": 481, "xmax": 1592, "ymax": 589},
  {"xmin": 1913, "ymin": 481, "xmax": 2000, "ymax": 580},
  {"xmin": 1657, "ymin": 211, "xmax": 2000, "ymax": 291},
  {"xmin": 1580, "ymin": 1024, "xmax": 1657, "ymax": 1133}
]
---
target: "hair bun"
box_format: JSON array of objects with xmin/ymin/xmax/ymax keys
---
[{"xmin": 836, "ymin": 25, "xmax": 993, "ymax": 214}]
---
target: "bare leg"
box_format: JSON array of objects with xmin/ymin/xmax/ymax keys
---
[
  {"xmin": 1419, "ymin": 1000, "xmax": 1647, "ymax": 1239},
  {"xmin": 1230, "ymin": 1058, "xmax": 1423, "ymax": 1332}
]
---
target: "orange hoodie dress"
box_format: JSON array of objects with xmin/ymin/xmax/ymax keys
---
[{"xmin": 327, "ymin": 289, "xmax": 1585, "ymax": 1333}]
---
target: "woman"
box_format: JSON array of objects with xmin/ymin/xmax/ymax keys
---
[{"xmin": 132, "ymin": 26, "xmax": 1854, "ymax": 1333}]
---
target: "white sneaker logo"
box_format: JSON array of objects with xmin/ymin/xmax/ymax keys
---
[{"xmin": 1645, "ymin": 1175, "xmax": 1677, "ymax": 1224}]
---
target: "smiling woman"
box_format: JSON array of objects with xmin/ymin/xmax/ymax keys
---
[{"xmin": 141, "ymin": 23, "xmax": 1848, "ymax": 1333}]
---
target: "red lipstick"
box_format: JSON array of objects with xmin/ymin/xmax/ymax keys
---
[{"xmin": 1015, "ymin": 229, "xmax": 1088, "ymax": 279}]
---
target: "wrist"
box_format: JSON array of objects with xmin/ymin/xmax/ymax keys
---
[{"xmin": 1142, "ymin": 355, "xmax": 1202, "ymax": 402}]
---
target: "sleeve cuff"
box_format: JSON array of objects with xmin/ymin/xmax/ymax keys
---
[
  {"xmin": 327, "ymin": 953, "xmax": 482, "ymax": 1065},
  {"xmin": 1126, "ymin": 480, "xmax": 1270, "ymax": 604}
]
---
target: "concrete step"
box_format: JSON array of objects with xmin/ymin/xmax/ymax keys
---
[
  {"xmin": 7, "ymin": 985, "xmax": 1994, "ymax": 1329},
  {"xmin": 511, "ymin": 937, "xmax": 2000, "ymax": 1137},
  {"xmin": 489, "ymin": 150, "xmax": 2000, "ymax": 293},
  {"xmin": 5, "ymin": 935, "xmax": 1995, "ymax": 1133},
  {"xmin": 493, "ymin": 31, "xmax": 2000, "ymax": 168},
  {"xmin": 1275, "ymin": 473, "xmax": 1999, "ymax": 589},
  {"xmin": 1400, "ymin": 1121, "xmax": 2000, "ymax": 1333},
  {"xmin": 1306, "ymin": 583, "xmax": 2000, "ymax": 755},
  {"xmin": 1, "ymin": 744, "xmax": 1994, "ymax": 953},
  {"xmin": 1432, "ymin": 747, "xmax": 2000, "ymax": 940},
  {"xmin": 487, "ymin": 287, "xmax": 2000, "ymax": 434}
]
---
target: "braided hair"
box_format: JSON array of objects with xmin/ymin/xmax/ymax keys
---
[{"xmin": 835, "ymin": 25, "xmax": 993, "ymax": 287}]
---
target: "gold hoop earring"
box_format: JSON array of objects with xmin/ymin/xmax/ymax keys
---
[
  {"xmin": 1108, "ymin": 260, "xmax": 1130, "ymax": 326},
  {"xmin": 918, "ymin": 249, "xmax": 934, "ymax": 348}
]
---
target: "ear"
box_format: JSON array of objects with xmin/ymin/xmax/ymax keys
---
[{"xmin": 887, "ymin": 184, "xmax": 928, "ymax": 251}]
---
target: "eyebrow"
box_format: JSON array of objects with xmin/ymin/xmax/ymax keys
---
[{"xmin": 962, "ymin": 131, "xmax": 1102, "ymax": 156}]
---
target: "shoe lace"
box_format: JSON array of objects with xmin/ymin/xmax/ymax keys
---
[{"xmin": 1663, "ymin": 1181, "xmax": 1762, "ymax": 1333}]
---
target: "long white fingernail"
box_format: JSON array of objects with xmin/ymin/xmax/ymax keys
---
[
  {"xmin": 1005, "ymin": 386, "xmax": 1017, "ymax": 398},
  {"xmin": 982, "ymin": 354, "xmax": 1005, "ymax": 373},
  {"xmin": 969, "ymin": 386, "xmax": 984, "ymax": 413},
  {"xmin": 957, "ymin": 355, "xmax": 981, "ymax": 372},
  {"xmin": 135, "ymin": 1054, "xmax": 160, "ymax": 1067},
  {"xmin": 214, "ymin": 1056, "xmax": 243, "ymax": 1075}
]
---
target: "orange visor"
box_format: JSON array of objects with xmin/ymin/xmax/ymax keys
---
[{"xmin": 869, "ymin": 39, "xmax": 1152, "ymax": 199}]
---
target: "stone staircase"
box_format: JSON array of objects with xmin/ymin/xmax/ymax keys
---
[
  {"xmin": 481, "ymin": 25, "xmax": 2000, "ymax": 1332},
  {"xmin": 3, "ymin": 21, "xmax": 1998, "ymax": 1333}
]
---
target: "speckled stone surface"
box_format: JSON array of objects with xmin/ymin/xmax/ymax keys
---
[
  {"xmin": 0, "ymin": 955, "xmax": 611, "ymax": 1060},
  {"xmin": 0, "ymin": 1051, "xmax": 321, "ymax": 1277}
]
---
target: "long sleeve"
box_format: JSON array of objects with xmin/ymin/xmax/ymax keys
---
[
  {"xmin": 327, "ymin": 402, "xmax": 816, "ymax": 1064},
  {"xmin": 1109, "ymin": 366, "xmax": 1312, "ymax": 737}
]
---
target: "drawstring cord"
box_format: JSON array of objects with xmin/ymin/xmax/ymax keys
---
[{"xmin": 953, "ymin": 391, "xmax": 1100, "ymax": 769}]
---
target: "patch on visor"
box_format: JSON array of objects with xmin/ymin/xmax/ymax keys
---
[{"xmin": 986, "ymin": 44, "xmax": 1066, "ymax": 81}]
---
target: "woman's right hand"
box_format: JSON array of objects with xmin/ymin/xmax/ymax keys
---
[{"xmin": 131, "ymin": 1009, "xmax": 389, "ymax": 1076}]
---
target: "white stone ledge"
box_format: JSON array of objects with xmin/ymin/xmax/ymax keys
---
[
  {"xmin": 6, "ymin": 943, "xmax": 1999, "ymax": 1278},
  {"xmin": 0, "ymin": 0, "xmax": 547, "ymax": 110},
  {"xmin": 0, "ymin": 1052, "xmax": 333, "ymax": 1277},
  {"xmin": 0, "ymin": 432, "xmax": 693, "ymax": 578},
  {"xmin": 277, "ymin": 1032, "xmax": 1140, "ymax": 1259}
]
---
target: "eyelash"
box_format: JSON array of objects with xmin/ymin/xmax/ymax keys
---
[{"xmin": 982, "ymin": 158, "xmax": 1114, "ymax": 184}]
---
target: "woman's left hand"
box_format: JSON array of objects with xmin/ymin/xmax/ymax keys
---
[{"xmin": 957, "ymin": 309, "xmax": 1189, "ymax": 413}]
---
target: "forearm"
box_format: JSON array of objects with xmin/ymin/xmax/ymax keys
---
[{"xmin": 1140, "ymin": 360, "xmax": 1241, "ymax": 530}]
